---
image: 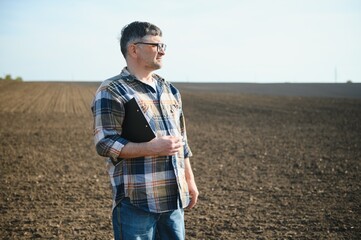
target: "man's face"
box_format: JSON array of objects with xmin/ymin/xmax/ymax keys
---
[{"xmin": 135, "ymin": 35, "xmax": 165, "ymax": 71}]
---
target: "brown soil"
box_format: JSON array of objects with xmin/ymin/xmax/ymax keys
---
[{"xmin": 1, "ymin": 81, "xmax": 360, "ymax": 239}]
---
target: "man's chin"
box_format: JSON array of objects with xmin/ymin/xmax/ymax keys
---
[
  {"xmin": 153, "ymin": 63, "xmax": 162, "ymax": 70},
  {"xmin": 146, "ymin": 62, "xmax": 162, "ymax": 71}
]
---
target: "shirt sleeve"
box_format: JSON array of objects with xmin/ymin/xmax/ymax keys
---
[
  {"xmin": 180, "ymin": 105, "xmax": 193, "ymax": 159},
  {"xmin": 91, "ymin": 89, "xmax": 129, "ymax": 161},
  {"xmin": 170, "ymin": 83, "xmax": 193, "ymax": 159}
]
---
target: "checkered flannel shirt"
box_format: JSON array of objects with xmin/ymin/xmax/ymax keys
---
[{"xmin": 91, "ymin": 68, "xmax": 192, "ymax": 213}]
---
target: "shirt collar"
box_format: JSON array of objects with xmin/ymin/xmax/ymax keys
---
[{"xmin": 120, "ymin": 67, "xmax": 167, "ymax": 86}]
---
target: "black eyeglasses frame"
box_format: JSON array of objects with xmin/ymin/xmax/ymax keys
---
[{"xmin": 134, "ymin": 42, "xmax": 167, "ymax": 52}]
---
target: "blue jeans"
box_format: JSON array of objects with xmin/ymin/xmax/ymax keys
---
[{"xmin": 112, "ymin": 198, "xmax": 185, "ymax": 240}]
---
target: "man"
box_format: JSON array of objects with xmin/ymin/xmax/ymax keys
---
[{"xmin": 91, "ymin": 21, "xmax": 198, "ymax": 240}]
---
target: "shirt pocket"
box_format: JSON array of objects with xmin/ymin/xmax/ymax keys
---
[
  {"xmin": 137, "ymin": 99, "xmax": 150, "ymax": 113},
  {"xmin": 164, "ymin": 101, "xmax": 181, "ymax": 120}
]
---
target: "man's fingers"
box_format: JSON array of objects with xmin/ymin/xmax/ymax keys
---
[
  {"xmin": 169, "ymin": 136, "xmax": 183, "ymax": 143},
  {"xmin": 187, "ymin": 196, "xmax": 198, "ymax": 209},
  {"xmin": 188, "ymin": 200, "xmax": 195, "ymax": 209},
  {"xmin": 155, "ymin": 136, "xmax": 183, "ymax": 156}
]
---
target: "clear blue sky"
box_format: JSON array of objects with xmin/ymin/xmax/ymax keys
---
[{"xmin": 1, "ymin": 0, "xmax": 360, "ymax": 82}]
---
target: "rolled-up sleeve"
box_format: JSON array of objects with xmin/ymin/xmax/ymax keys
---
[{"xmin": 92, "ymin": 89, "xmax": 129, "ymax": 160}]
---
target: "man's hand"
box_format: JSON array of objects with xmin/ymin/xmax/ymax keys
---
[
  {"xmin": 186, "ymin": 178, "xmax": 199, "ymax": 209},
  {"xmin": 119, "ymin": 135, "xmax": 183, "ymax": 158},
  {"xmin": 149, "ymin": 136, "xmax": 183, "ymax": 156},
  {"xmin": 184, "ymin": 157, "xmax": 198, "ymax": 209}
]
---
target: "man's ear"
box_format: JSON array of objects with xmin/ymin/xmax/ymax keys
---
[{"xmin": 128, "ymin": 44, "xmax": 137, "ymax": 58}]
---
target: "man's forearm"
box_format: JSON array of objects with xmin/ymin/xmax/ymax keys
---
[
  {"xmin": 118, "ymin": 136, "xmax": 183, "ymax": 159},
  {"xmin": 184, "ymin": 158, "xmax": 194, "ymax": 180},
  {"xmin": 119, "ymin": 141, "xmax": 153, "ymax": 158}
]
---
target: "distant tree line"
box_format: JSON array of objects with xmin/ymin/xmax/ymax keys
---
[{"xmin": 0, "ymin": 74, "xmax": 23, "ymax": 81}]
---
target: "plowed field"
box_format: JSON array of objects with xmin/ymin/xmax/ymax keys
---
[{"xmin": 1, "ymin": 81, "xmax": 360, "ymax": 239}]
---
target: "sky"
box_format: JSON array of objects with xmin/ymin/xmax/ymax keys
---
[{"xmin": 0, "ymin": 0, "xmax": 360, "ymax": 83}]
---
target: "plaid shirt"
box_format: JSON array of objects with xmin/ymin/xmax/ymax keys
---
[{"xmin": 91, "ymin": 68, "xmax": 192, "ymax": 213}]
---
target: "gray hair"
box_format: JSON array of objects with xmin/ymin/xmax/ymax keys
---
[{"xmin": 120, "ymin": 21, "xmax": 162, "ymax": 58}]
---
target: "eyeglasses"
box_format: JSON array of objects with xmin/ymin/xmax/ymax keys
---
[{"xmin": 134, "ymin": 42, "xmax": 167, "ymax": 52}]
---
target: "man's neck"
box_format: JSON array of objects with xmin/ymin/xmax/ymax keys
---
[{"xmin": 126, "ymin": 66, "xmax": 154, "ymax": 84}]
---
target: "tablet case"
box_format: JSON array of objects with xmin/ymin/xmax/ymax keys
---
[{"xmin": 121, "ymin": 98, "xmax": 156, "ymax": 142}]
